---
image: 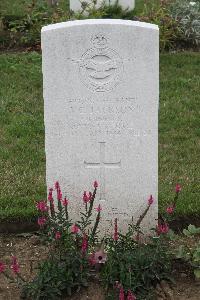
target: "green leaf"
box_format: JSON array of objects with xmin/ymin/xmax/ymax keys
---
[
  {"xmin": 188, "ymin": 224, "xmax": 197, "ymax": 234},
  {"xmin": 183, "ymin": 225, "xmax": 200, "ymax": 236},
  {"xmin": 183, "ymin": 229, "xmax": 192, "ymax": 237},
  {"xmin": 194, "ymin": 269, "xmax": 200, "ymax": 279}
]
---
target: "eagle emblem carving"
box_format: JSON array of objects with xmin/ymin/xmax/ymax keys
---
[{"xmin": 79, "ymin": 34, "xmax": 124, "ymax": 92}]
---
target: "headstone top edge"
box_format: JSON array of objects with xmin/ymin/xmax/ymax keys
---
[{"xmin": 41, "ymin": 19, "xmax": 159, "ymax": 33}]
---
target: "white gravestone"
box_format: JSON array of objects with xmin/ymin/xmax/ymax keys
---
[
  {"xmin": 42, "ymin": 19, "xmax": 159, "ymax": 232},
  {"xmin": 70, "ymin": 0, "xmax": 135, "ymax": 12}
]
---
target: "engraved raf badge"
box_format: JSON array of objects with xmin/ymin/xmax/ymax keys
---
[{"xmin": 79, "ymin": 33, "xmax": 123, "ymax": 92}]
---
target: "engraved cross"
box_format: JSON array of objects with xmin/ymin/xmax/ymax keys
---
[{"xmin": 84, "ymin": 142, "xmax": 121, "ymax": 201}]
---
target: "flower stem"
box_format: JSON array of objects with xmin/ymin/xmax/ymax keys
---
[{"xmin": 91, "ymin": 210, "xmax": 100, "ymax": 241}]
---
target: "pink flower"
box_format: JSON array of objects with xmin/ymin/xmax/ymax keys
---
[
  {"xmin": 71, "ymin": 224, "xmax": 79, "ymax": 234},
  {"xmin": 48, "ymin": 188, "xmax": 53, "ymax": 201},
  {"xmin": 148, "ymin": 195, "xmax": 154, "ymax": 205},
  {"xmin": 37, "ymin": 216, "xmax": 47, "ymax": 226},
  {"xmin": 55, "ymin": 181, "xmax": 60, "ymax": 190},
  {"xmin": 10, "ymin": 256, "xmax": 20, "ymax": 274},
  {"xmin": 96, "ymin": 204, "xmax": 102, "ymax": 212},
  {"xmin": 81, "ymin": 234, "xmax": 88, "ymax": 254},
  {"xmin": 119, "ymin": 287, "xmax": 125, "ymax": 300},
  {"xmin": 36, "ymin": 201, "xmax": 49, "ymax": 212},
  {"xmin": 62, "ymin": 197, "xmax": 69, "ymax": 206},
  {"xmin": 55, "ymin": 182, "xmax": 62, "ymax": 200},
  {"xmin": 83, "ymin": 191, "xmax": 90, "ymax": 203},
  {"xmin": 55, "ymin": 231, "xmax": 61, "ymax": 239},
  {"xmin": 88, "ymin": 250, "xmax": 107, "ymax": 266},
  {"xmin": 166, "ymin": 206, "xmax": 174, "ymax": 214},
  {"xmin": 94, "ymin": 250, "xmax": 107, "ymax": 264},
  {"xmin": 114, "ymin": 218, "xmax": 118, "ymax": 241},
  {"xmin": 157, "ymin": 223, "xmax": 169, "ymax": 235},
  {"xmin": 175, "ymin": 184, "xmax": 181, "ymax": 193},
  {"xmin": 94, "ymin": 180, "xmax": 98, "ymax": 188},
  {"xmin": 0, "ymin": 262, "xmax": 6, "ymax": 273},
  {"xmin": 57, "ymin": 188, "xmax": 62, "ymax": 201},
  {"xmin": 127, "ymin": 290, "xmax": 136, "ymax": 300}
]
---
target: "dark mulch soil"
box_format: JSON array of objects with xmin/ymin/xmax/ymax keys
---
[
  {"xmin": 0, "ymin": 221, "xmax": 39, "ymax": 234},
  {"xmin": 0, "ymin": 234, "xmax": 200, "ymax": 300},
  {"xmin": 1, "ymin": 214, "xmax": 200, "ymax": 234}
]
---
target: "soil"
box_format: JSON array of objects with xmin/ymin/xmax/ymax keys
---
[
  {"xmin": 0, "ymin": 234, "xmax": 200, "ymax": 300},
  {"xmin": 1, "ymin": 214, "xmax": 200, "ymax": 234},
  {"xmin": 0, "ymin": 221, "xmax": 39, "ymax": 234}
]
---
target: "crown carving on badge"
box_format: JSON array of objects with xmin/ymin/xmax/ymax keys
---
[{"xmin": 91, "ymin": 33, "xmax": 108, "ymax": 48}]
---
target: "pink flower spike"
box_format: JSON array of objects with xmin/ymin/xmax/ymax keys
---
[
  {"xmin": 96, "ymin": 204, "xmax": 102, "ymax": 212},
  {"xmin": 93, "ymin": 181, "xmax": 98, "ymax": 188},
  {"xmin": 0, "ymin": 262, "xmax": 6, "ymax": 273},
  {"xmin": 62, "ymin": 197, "xmax": 69, "ymax": 206},
  {"xmin": 148, "ymin": 195, "xmax": 154, "ymax": 205},
  {"xmin": 166, "ymin": 206, "xmax": 174, "ymax": 214},
  {"xmin": 71, "ymin": 224, "xmax": 79, "ymax": 234},
  {"xmin": 119, "ymin": 287, "xmax": 125, "ymax": 300},
  {"xmin": 81, "ymin": 234, "xmax": 88, "ymax": 254},
  {"xmin": 57, "ymin": 188, "xmax": 62, "ymax": 201},
  {"xmin": 55, "ymin": 232, "xmax": 61, "ymax": 239},
  {"xmin": 48, "ymin": 189, "xmax": 53, "ymax": 201},
  {"xmin": 157, "ymin": 223, "xmax": 169, "ymax": 235},
  {"xmin": 83, "ymin": 191, "xmax": 89, "ymax": 203},
  {"xmin": 175, "ymin": 184, "xmax": 181, "ymax": 193},
  {"xmin": 55, "ymin": 181, "xmax": 60, "ymax": 190},
  {"xmin": 11, "ymin": 256, "xmax": 20, "ymax": 274},
  {"xmin": 37, "ymin": 216, "xmax": 47, "ymax": 227},
  {"xmin": 127, "ymin": 290, "xmax": 136, "ymax": 300},
  {"xmin": 36, "ymin": 201, "xmax": 49, "ymax": 212}
]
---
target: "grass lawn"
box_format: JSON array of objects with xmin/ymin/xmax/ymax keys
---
[
  {"xmin": 0, "ymin": 0, "xmax": 69, "ymax": 16},
  {"xmin": 159, "ymin": 53, "xmax": 200, "ymax": 215},
  {"xmin": 0, "ymin": 51, "xmax": 199, "ymax": 222},
  {"xmin": 0, "ymin": 53, "xmax": 45, "ymax": 221}
]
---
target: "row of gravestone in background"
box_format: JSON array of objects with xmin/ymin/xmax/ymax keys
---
[
  {"xmin": 70, "ymin": 0, "xmax": 135, "ymax": 11},
  {"xmin": 42, "ymin": 19, "xmax": 158, "ymax": 234}
]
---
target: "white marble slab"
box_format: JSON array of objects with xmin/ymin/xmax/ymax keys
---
[
  {"xmin": 70, "ymin": 0, "xmax": 135, "ymax": 12},
  {"xmin": 42, "ymin": 19, "xmax": 159, "ymax": 233}
]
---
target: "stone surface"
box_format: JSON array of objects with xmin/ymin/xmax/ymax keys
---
[
  {"xmin": 70, "ymin": 0, "xmax": 135, "ymax": 12},
  {"xmin": 42, "ymin": 19, "xmax": 159, "ymax": 233}
]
